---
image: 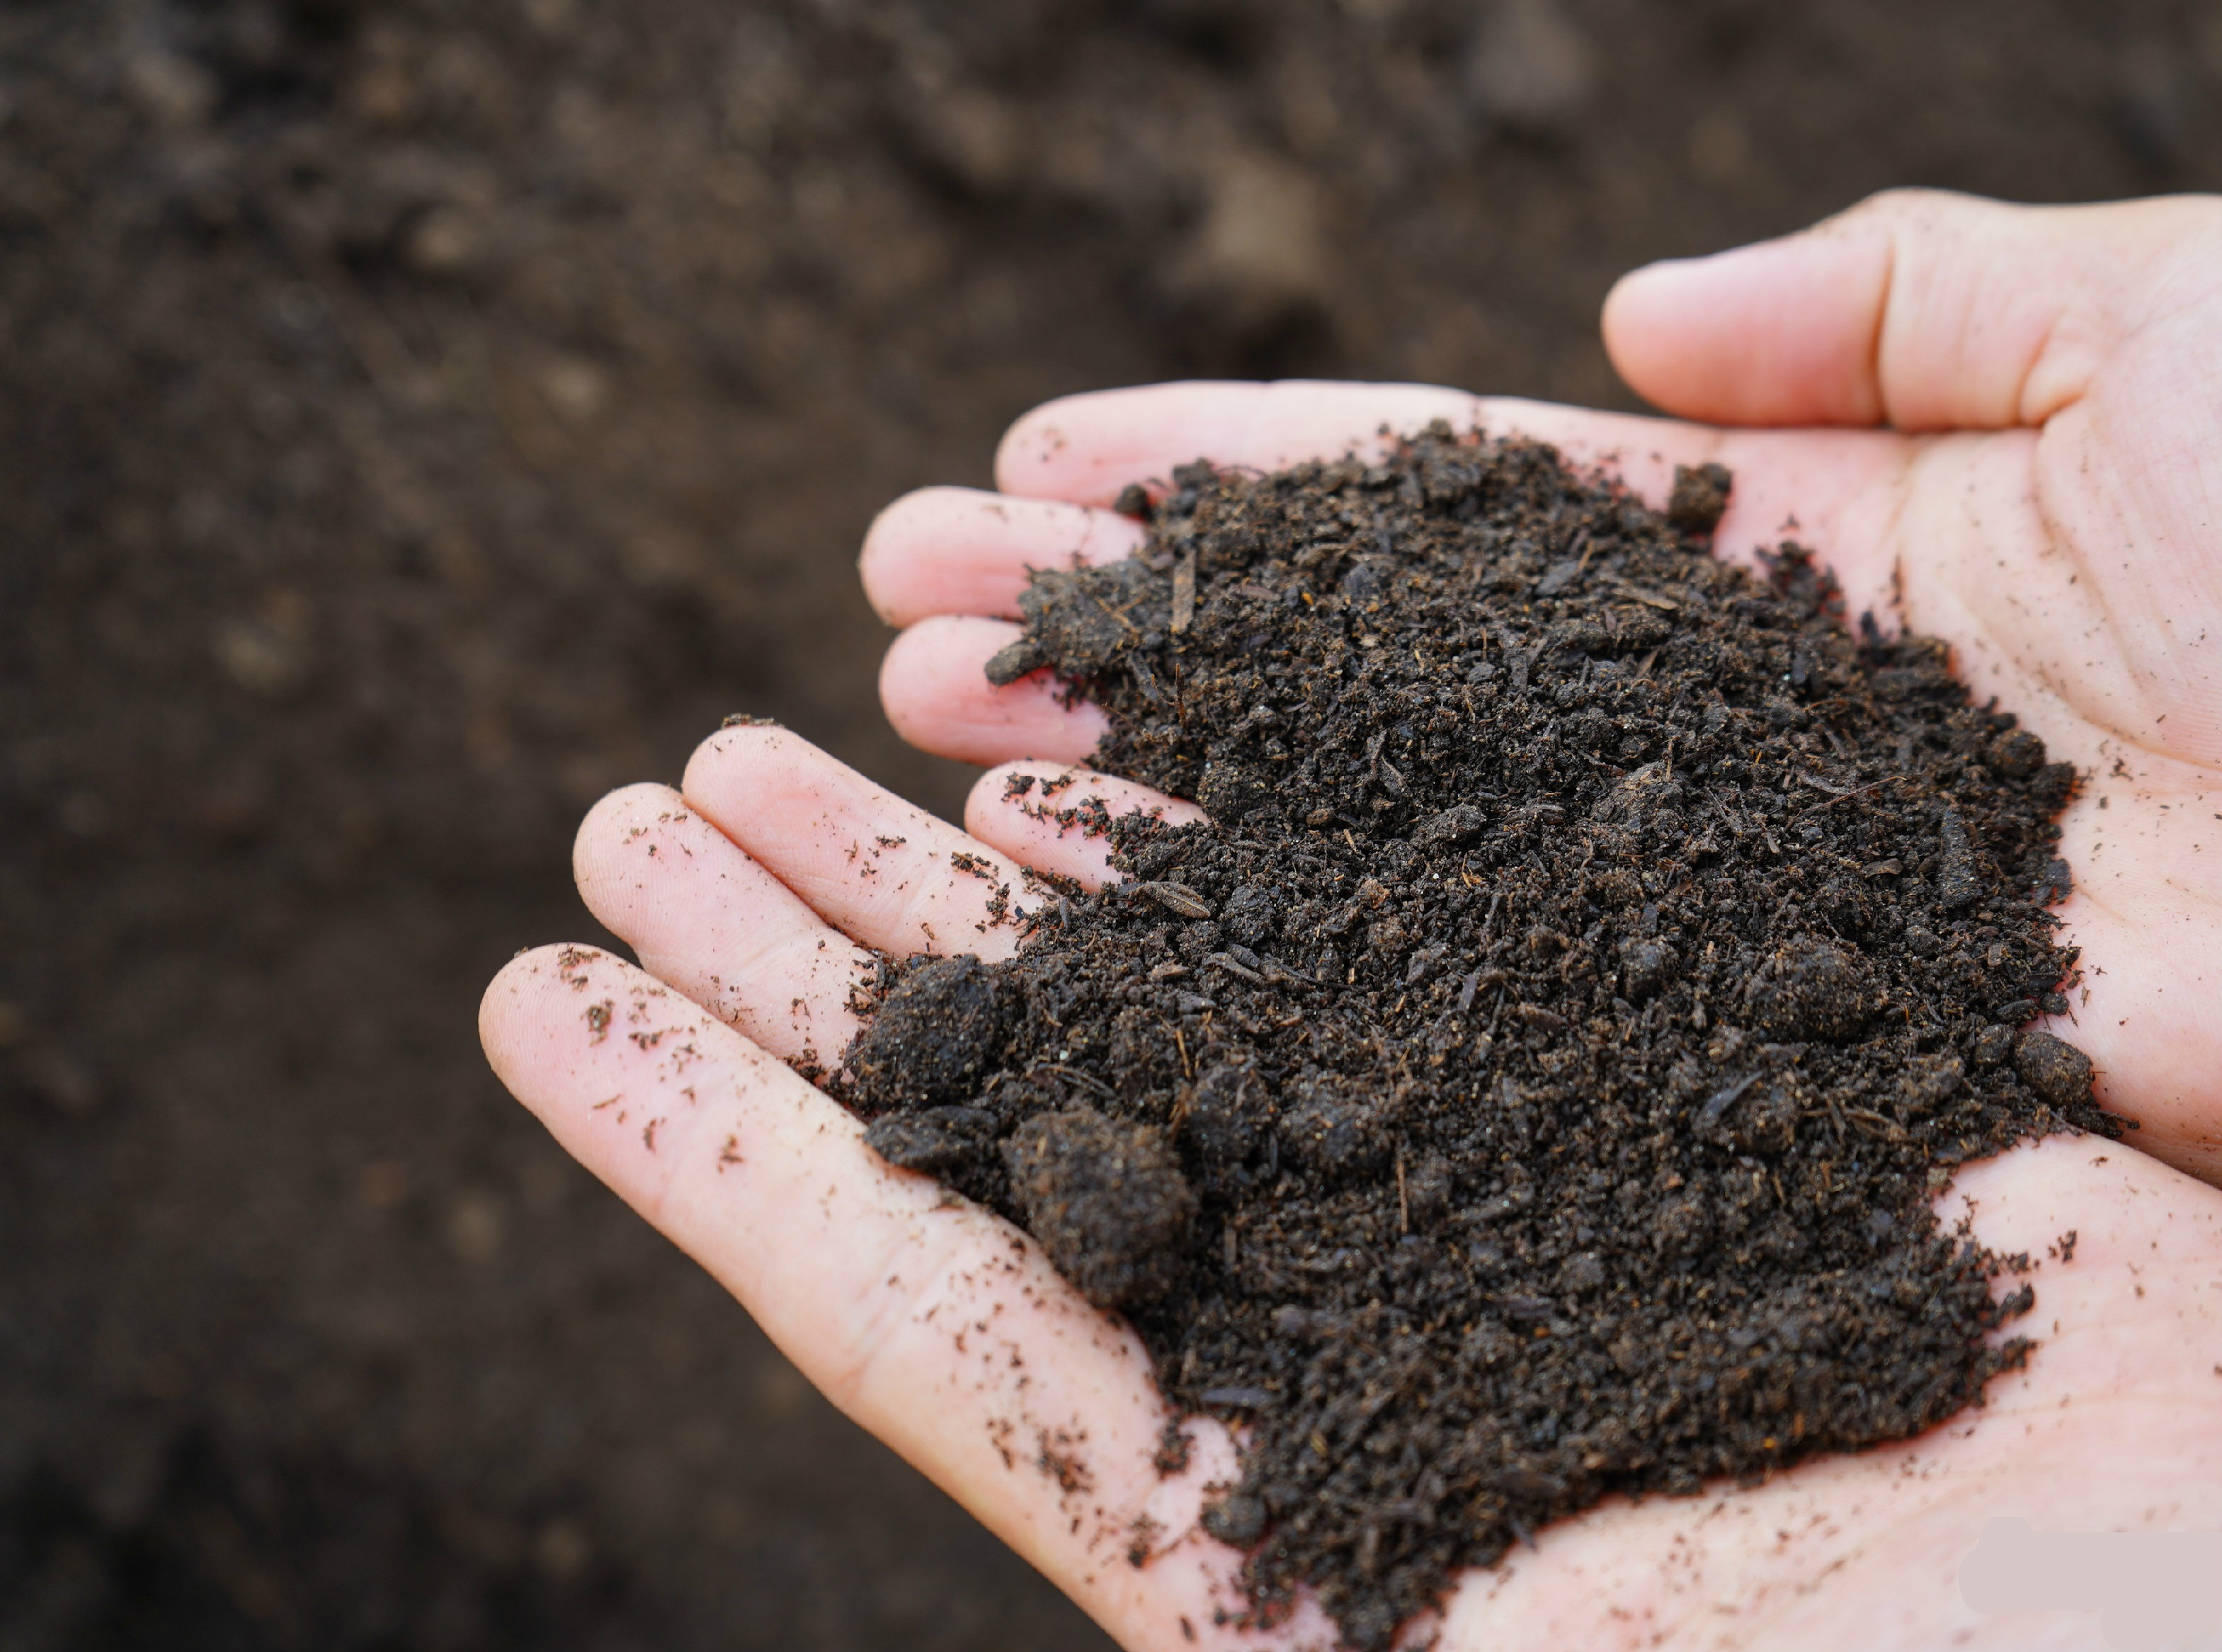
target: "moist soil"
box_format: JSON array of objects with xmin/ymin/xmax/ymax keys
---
[{"xmin": 841, "ymin": 431, "xmax": 2116, "ymax": 1650}]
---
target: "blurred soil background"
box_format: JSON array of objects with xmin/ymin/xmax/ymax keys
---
[{"xmin": 5, "ymin": 0, "xmax": 2222, "ymax": 1646}]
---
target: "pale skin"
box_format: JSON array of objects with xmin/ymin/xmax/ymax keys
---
[{"xmin": 481, "ymin": 191, "xmax": 2222, "ymax": 1650}]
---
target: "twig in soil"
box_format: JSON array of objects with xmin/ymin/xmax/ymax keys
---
[
  {"xmin": 1696, "ymin": 1073, "xmax": 1757, "ymax": 1131},
  {"xmin": 1793, "ymin": 775, "xmax": 1900, "ymax": 820},
  {"xmin": 1134, "ymin": 880, "xmax": 1214, "ymax": 918},
  {"xmin": 1031, "ymin": 1060, "xmax": 1115, "ymax": 1100},
  {"xmin": 1609, "ymin": 579, "xmax": 1680, "ymax": 611},
  {"xmin": 1842, "ymin": 1105, "xmax": 1910, "ymax": 1141}
]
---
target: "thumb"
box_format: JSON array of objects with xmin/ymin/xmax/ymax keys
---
[{"xmin": 1601, "ymin": 188, "xmax": 2220, "ymax": 431}]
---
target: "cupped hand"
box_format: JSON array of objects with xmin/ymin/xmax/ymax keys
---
[
  {"xmin": 482, "ymin": 190, "xmax": 2222, "ymax": 1650},
  {"xmin": 872, "ymin": 189, "xmax": 2222, "ymax": 1185}
]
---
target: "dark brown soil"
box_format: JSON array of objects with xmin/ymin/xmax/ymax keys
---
[
  {"xmin": 9, "ymin": 0, "xmax": 2219, "ymax": 1644},
  {"xmin": 843, "ymin": 432, "xmax": 2116, "ymax": 1649},
  {"xmin": 0, "ymin": 1430, "xmax": 656, "ymax": 1652}
]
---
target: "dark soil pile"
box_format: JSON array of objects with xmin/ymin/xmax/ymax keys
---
[{"xmin": 838, "ymin": 429, "xmax": 2116, "ymax": 1649}]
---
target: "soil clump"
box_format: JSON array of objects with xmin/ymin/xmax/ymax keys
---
[
  {"xmin": 840, "ymin": 429, "xmax": 2106, "ymax": 1652},
  {"xmin": 845, "ymin": 428, "xmax": 2112, "ymax": 1648}
]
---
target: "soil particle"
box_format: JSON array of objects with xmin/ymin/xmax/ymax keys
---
[
  {"xmin": 1937, "ymin": 807, "xmax": 1985, "ymax": 909},
  {"xmin": 1277, "ymin": 1077, "xmax": 1391, "ymax": 1182},
  {"xmin": 846, "ymin": 955, "xmax": 1010, "ymax": 1110},
  {"xmin": 1746, "ymin": 937, "xmax": 1876, "ymax": 1042},
  {"xmin": 2014, "ymin": 1030, "xmax": 2095, "ymax": 1112},
  {"xmin": 865, "ymin": 1105, "xmax": 1001, "ymax": 1178},
  {"xmin": 1665, "ymin": 460, "xmax": 1733, "ymax": 536},
  {"xmin": 840, "ymin": 430, "xmax": 2115, "ymax": 1648},
  {"xmin": 1183, "ymin": 1059, "xmax": 1272, "ymax": 1175},
  {"xmin": 1003, "ymin": 1112, "xmax": 1197, "ymax": 1310}
]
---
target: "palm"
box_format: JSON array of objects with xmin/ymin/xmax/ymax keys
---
[
  {"xmin": 1667, "ymin": 295, "xmax": 2222, "ymax": 1187},
  {"xmin": 483, "ymin": 193, "xmax": 2222, "ymax": 1649}
]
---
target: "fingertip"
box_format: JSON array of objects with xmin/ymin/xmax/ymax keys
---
[
  {"xmin": 997, "ymin": 380, "xmax": 1500, "ymax": 503},
  {"xmin": 877, "ymin": 617, "xmax": 1110, "ymax": 766},
  {"xmin": 477, "ymin": 946, "xmax": 536, "ymax": 1056},
  {"xmin": 877, "ymin": 626, "xmax": 925, "ymax": 752},
  {"xmin": 1601, "ymin": 244, "xmax": 1777, "ymax": 419},
  {"xmin": 573, "ymin": 782, "xmax": 685, "ymax": 887},
  {"xmin": 962, "ymin": 762, "xmax": 1206, "ymax": 888},
  {"xmin": 858, "ymin": 485, "xmax": 967, "ymax": 625},
  {"xmin": 680, "ymin": 718, "xmax": 796, "ymax": 808},
  {"xmin": 856, "ymin": 494, "xmax": 909, "ymax": 625},
  {"xmin": 680, "ymin": 723, "xmax": 841, "ymax": 860},
  {"xmin": 1602, "ymin": 230, "xmax": 1888, "ymax": 427},
  {"xmin": 1598, "ymin": 255, "xmax": 1709, "ymax": 395},
  {"xmin": 858, "ymin": 486, "xmax": 1149, "ymax": 627},
  {"xmin": 962, "ymin": 761, "xmax": 1208, "ymax": 833},
  {"xmin": 479, "ymin": 942, "xmax": 613, "ymax": 1084},
  {"xmin": 962, "ymin": 763, "xmax": 1033, "ymax": 840},
  {"xmin": 993, "ymin": 382, "xmax": 1244, "ymax": 502},
  {"xmin": 876, "ymin": 621, "xmax": 974, "ymax": 754},
  {"xmin": 993, "ymin": 392, "xmax": 1096, "ymax": 499}
]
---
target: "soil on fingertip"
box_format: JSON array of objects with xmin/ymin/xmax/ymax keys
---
[{"xmin": 835, "ymin": 428, "xmax": 2118, "ymax": 1650}]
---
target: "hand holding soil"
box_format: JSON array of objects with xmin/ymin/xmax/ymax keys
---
[{"xmin": 483, "ymin": 191, "xmax": 2222, "ymax": 1649}]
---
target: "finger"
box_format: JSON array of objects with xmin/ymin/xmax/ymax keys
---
[
  {"xmin": 879, "ymin": 615, "xmax": 1111, "ymax": 768},
  {"xmin": 964, "ymin": 762, "xmax": 1207, "ymax": 889},
  {"xmin": 989, "ymin": 382, "xmax": 1740, "ymax": 508},
  {"xmin": 1437, "ymin": 1134, "xmax": 2222, "ymax": 1646},
  {"xmin": 860, "ymin": 486, "xmax": 1146, "ymax": 627},
  {"xmin": 984, "ymin": 380, "xmax": 1911, "ymax": 581},
  {"xmin": 572, "ymin": 783, "xmax": 874, "ymax": 1069},
  {"xmin": 995, "ymin": 380, "xmax": 1489, "ymax": 506},
  {"xmin": 994, "ymin": 378, "xmax": 1926, "ymax": 628},
  {"xmin": 681, "ymin": 723, "xmax": 1042, "ymax": 960},
  {"xmin": 480, "ymin": 945, "xmax": 1328, "ymax": 1650},
  {"xmin": 1602, "ymin": 188, "xmax": 2222, "ymax": 431},
  {"xmin": 896, "ymin": 394, "xmax": 1854, "ymax": 641}
]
